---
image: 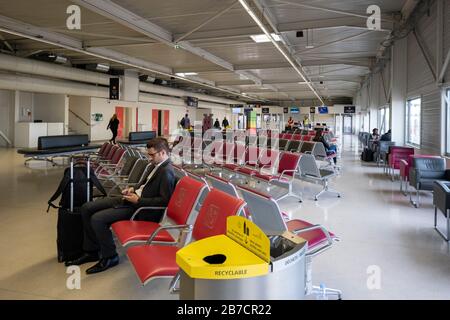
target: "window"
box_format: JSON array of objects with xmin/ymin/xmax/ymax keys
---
[
  {"xmin": 378, "ymin": 106, "xmax": 390, "ymax": 134},
  {"xmin": 446, "ymin": 89, "xmax": 450, "ymax": 155},
  {"xmin": 406, "ymin": 98, "xmax": 421, "ymax": 147}
]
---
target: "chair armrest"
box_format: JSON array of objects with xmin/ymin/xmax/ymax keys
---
[
  {"xmin": 435, "ymin": 180, "xmax": 450, "ymax": 193},
  {"xmin": 146, "ymin": 224, "xmax": 193, "ymax": 245},
  {"xmin": 279, "ymin": 169, "xmax": 297, "ymax": 182},
  {"xmin": 399, "ymin": 159, "xmax": 408, "ymax": 176},
  {"xmin": 131, "ymin": 206, "xmax": 167, "ymax": 220},
  {"xmin": 290, "ymin": 224, "xmax": 335, "ymax": 257},
  {"xmin": 445, "ymin": 169, "xmax": 450, "ymax": 181}
]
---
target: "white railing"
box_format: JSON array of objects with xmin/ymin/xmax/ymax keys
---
[{"xmin": 0, "ymin": 130, "xmax": 11, "ymax": 146}]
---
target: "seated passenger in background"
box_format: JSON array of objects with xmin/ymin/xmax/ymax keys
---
[
  {"xmin": 370, "ymin": 128, "xmax": 380, "ymax": 151},
  {"xmin": 313, "ymin": 129, "xmax": 337, "ymax": 164},
  {"xmin": 380, "ymin": 129, "xmax": 391, "ymax": 141},
  {"xmin": 65, "ymin": 138, "xmax": 176, "ymax": 274},
  {"xmin": 371, "ymin": 128, "xmax": 380, "ymax": 141}
]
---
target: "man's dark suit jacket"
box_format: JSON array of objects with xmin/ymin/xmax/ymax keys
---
[{"xmin": 128, "ymin": 159, "xmax": 176, "ymax": 221}]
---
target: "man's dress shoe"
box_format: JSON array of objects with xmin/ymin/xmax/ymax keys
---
[
  {"xmin": 65, "ymin": 253, "xmax": 99, "ymax": 266},
  {"xmin": 86, "ymin": 255, "xmax": 119, "ymax": 274}
]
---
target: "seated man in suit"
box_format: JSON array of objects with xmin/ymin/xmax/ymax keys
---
[{"xmin": 65, "ymin": 137, "xmax": 176, "ymax": 274}]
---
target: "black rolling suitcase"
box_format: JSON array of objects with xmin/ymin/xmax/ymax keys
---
[
  {"xmin": 361, "ymin": 147, "xmax": 374, "ymax": 162},
  {"xmin": 47, "ymin": 157, "xmax": 106, "ymax": 262}
]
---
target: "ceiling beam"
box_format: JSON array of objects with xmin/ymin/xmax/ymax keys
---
[
  {"xmin": 0, "ymin": 15, "xmax": 265, "ymax": 101},
  {"xmin": 175, "ymin": 16, "xmax": 392, "ymax": 43},
  {"xmin": 173, "ymin": 58, "xmax": 371, "ymax": 73},
  {"xmin": 271, "ymin": 0, "xmax": 395, "ymax": 23},
  {"xmin": 217, "ymin": 77, "xmax": 361, "ymax": 86},
  {"xmin": 174, "ymin": 0, "xmax": 239, "ymax": 43},
  {"xmin": 73, "ymin": 0, "xmax": 265, "ymax": 87},
  {"xmin": 294, "ymin": 30, "xmax": 373, "ymax": 55}
]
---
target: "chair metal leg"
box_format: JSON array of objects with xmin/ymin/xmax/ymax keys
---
[
  {"xmin": 311, "ymin": 285, "xmax": 343, "ymax": 300},
  {"xmin": 275, "ymin": 182, "xmax": 303, "ymax": 202},
  {"xmin": 409, "ymin": 186, "xmax": 420, "ymax": 208},
  {"xmin": 402, "ymin": 179, "xmax": 409, "ymax": 196},
  {"xmin": 314, "ymin": 180, "xmax": 341, "ymax": 201},
  {"xmin": 434, "ymin": 208, "xmax": 450, "ymax": 242}
]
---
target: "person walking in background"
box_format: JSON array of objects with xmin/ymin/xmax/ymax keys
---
[
  {"xmin": 107, "ymin": 114, "xmax": 119, "ymax": 144},
  {"xmin": 180, "ymin": 113, "xmax": 190, "ymax": 130},
  {"xmin": 222, "ymin": 116, "xmax": 229, "ymax": 129},
  {"xmin": 214, "ymin": 118, "xmax": 221, "ymax": 129}
]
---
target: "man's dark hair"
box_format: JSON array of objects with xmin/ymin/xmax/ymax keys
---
[{"xmin": 147, "ymin": 137, "xmax": 170, "ymax": 153}]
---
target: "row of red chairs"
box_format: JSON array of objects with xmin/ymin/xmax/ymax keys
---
[{"xmin": 111, "ymin": 175, "xmax": 339, "ymax": 298}]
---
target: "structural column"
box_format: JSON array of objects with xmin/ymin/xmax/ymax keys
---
[{"xmin": 391, "ymin": 38, "xmax": 407, "ymax": 145}]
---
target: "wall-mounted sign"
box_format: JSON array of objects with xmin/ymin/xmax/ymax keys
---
[
  {"xmin": 283, "ymin": 107, "xmax": 289, "ymax": 113},
  {"xmin": 310, "ymin": 107, "xmax": 316, "ymax": 114},
  {"xmin": 92, "ymin": 113, "xmax": 103, "ymax": 122},
  {"xmin": 290, "ymin": 107, "xmax": 299, "ymax": 114},
  {"xmin": 109, "ymin": 77, "xmax": 120, "ymax": 100},
  {"xmin": 344, "ymin": 106, "xmax": 356, "ymax": 113},
  {"xmin": 261, "ymin": 107, "xmax": 270, "ymax": 114}
]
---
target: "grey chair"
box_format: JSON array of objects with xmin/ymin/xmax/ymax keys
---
[
  {"xmin": 172, "ymin": 164, "xmax": 188, "ymax": 180},
  {"xmin": 286, "ymin": 140, "xmax": 302, "ymax": 152},
  {"xmin": 409, "ymin": 157, "xmax": 450, "ymax": 208},
  {"xmin": 106, "ymin": 159, "xmax": 151, "ymax": 196},
  {"xmin": 433, "ymin": 181, "xmax": 450, "ymax": 241},
  {"xmin": 206, "ymin": 173, "xmax": 240, "ymax": 198},
  {"xmin": 376, "ymin": 141, "xmax": 395, "ymax": 168},
  {"xmin": 236, "ymin": 185, "xmax": 341, "ymax": 299},
  {"xmin": 298, "ymin": 154, "xmax": 341, "ymax": 201},
  {"xmin": 278, "ymin": 139, "xmax": 289, "ymax": 151},
  {"xmin": 300, "ymin": 141, "xmax": 316, "ymax": 154}
]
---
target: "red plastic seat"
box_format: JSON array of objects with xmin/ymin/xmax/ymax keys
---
[
  {"xmin": 126, "ymin": 189, "xmax": 246, "ymax": 285},
  {"xmin": 286, "ymin": 219, "xmax": 336, "ymax": 248},
  {"xmin": 292, "ymin": 134, "xmax": 302, "ymax": 141},
  {"xmin": 127, "ymin": 246, "xmax": 179, "ymax": 285},
  {"xmin": 111, "ymin": 176, "xmax": 208, "ymax": 246}
]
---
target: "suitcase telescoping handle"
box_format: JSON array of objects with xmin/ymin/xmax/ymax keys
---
[
  {"xmin": 86, "ymin": 157, "xmax": 90, "ymax": 203},
  {"xmin": 70, "ymin": 157, "xmax": 74, "ymax": 212}
]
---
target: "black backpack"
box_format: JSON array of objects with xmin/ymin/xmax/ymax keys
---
[
  {"xmin": 47, "ymin": 162, "xmax": 106, "ymax": 211},
  {"xmin": 180, "ymin": 117, "xmax": 185, "ymax": 127}
]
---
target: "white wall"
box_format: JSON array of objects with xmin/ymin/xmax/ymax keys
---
[
  {"xmin": 18, "ymin": 91, "xmax": 33, "ymax": 122},
  {"xmin": 0, "ymin": 89, "xmax": 15, "ymax": 147},
  {"xmin": 34, "ymin": 93, "xmax": 68, "ymax": 134},
  {"xmin": 68, "ymin": 96, "xmax": 91, "ymax": 137}
]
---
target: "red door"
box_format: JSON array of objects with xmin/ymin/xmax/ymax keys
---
[
  {"xmin": 163, "ymin": 110, "xmax": 170, "ymax": 136},
  {"xmin": 115, "ymin": 106, "xmax": 124, "ymax": 138},
  {"xmin": 152, "ymin": 109, "xmax": 159, "ymax": 132}
]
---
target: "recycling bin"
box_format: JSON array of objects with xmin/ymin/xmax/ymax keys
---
[{"xmin": 176, "ymin": 216, "xmax": 308, "ymax": 300}]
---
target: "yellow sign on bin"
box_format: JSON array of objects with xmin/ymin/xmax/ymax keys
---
[
  {"xmin": 226, "ymin": 216, "xmax": 270, "ymax": 263},
  {"xmin": 176, "ymin": 216, "xmax": 271, "ymax": 280}
]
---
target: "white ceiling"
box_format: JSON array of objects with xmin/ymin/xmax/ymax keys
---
[{"xmin": 0, "ymin": 0, "xmax": 408, "ymax": 104}]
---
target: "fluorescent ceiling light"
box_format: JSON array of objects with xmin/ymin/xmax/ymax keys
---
[
  {"xmin": 239, "ymin": 0, "xmax": 324, "ymax": 105},
  {"xmin": 250, "ymin": 33, "xmax": 281, "ymax": 43},
  {"xmin": 305, "ymin": 45, "xmax": 315, "ymax": 49},
  {"xmin": 175, "ymin": 72, "xmax": 198, "ymax": 77}
]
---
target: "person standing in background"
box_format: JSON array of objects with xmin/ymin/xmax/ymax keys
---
[
  {"xmin": 214, "ymin": 118, "xmax": 221, "ymax": 129},
  {"xmin": 107, "ymin": 114, "xmax": 119, "ymax": 144},
  {"xmin": 222, "ymin": 117, "xmax": 229, "ymax": 129},
  {"xmin": 180, "ymin": 113, "xmax": 190, "ymax": 130},
  {"xmin": 287, "ymin": 116, "xmax": 294, "ymax": 129}
]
